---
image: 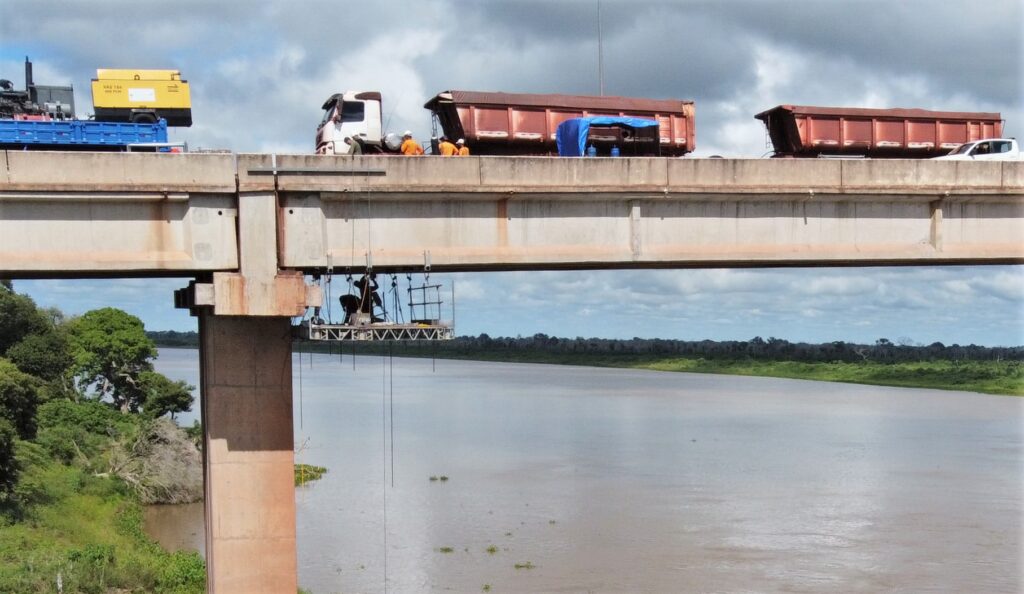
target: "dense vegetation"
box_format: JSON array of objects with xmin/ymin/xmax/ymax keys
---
[{"xmin": 1, "ymin": 284, "xmax": 204, "ymax": 593}]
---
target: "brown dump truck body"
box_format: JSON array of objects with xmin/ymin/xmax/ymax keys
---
[
  {"xmin": 756, "ymin": 105, "xmax": 1003, "ymax": 158},
  {"xmin": 425, "ymin": 90, "xmax": 695, "ymax": 156}
]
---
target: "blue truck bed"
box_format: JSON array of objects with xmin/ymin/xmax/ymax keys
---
[{"xmin": 0, "ymin": 118, "xmax": 169, "ymax": 150}]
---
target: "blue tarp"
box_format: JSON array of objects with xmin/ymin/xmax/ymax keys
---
[{"xmin": 556, "ymin": 116, "xmax": 660, "ymax": 156}]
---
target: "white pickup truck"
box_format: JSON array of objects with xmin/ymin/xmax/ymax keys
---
[{"xmin": 932, "ymin": 138, "xmax": 1022, "ymax": 161}]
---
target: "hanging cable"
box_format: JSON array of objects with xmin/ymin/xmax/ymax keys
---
[
  {"xmin": 297, "ymin": 342, "xmax": 304, "ymax": 430},
  {"xmin": 389, "ymin": 341, "xmax": 395, "ymax": 488},
  {"xmin": 381, "ymin": 347, "xmax": 389, "ymax": 593}
]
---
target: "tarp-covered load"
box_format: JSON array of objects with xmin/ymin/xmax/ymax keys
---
[{"xmin": 555, "ymin": 116, "xmax": 661, "ymax": 157}]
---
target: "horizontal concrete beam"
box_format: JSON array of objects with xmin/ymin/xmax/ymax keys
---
[
  {"xmin": 280, "ymin": 194, "xmax": 1024, "ymax": 271},
  {"xmin": 2, "ymin": 151, "xmax": 1022, "ymax": 278},
  {"xmin": 239, "ymin": 153, "xmax": 1023, "ymax": 196}
]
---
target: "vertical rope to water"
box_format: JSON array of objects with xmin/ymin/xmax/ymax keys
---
[
  {"xmin": 381, "ymin": 351, "xmax": 388, "ymax": 594},
  {"xmin": 389, "ymin": 342, "xmax": 395, "ymax": 488},
  {"xmin": 297, "ymin": 344, "xmax": 304, "ymax": 430}
]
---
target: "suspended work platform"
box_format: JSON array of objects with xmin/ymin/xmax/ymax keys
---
[
  {"xmin": 296, "ymin": 320, "xmax": 454, "ymax": 342},
  {"xmin": 293, "ymin": 275, "xmax": 455, "ymax": 342}
]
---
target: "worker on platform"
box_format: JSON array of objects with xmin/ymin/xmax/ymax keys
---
[
  {"xmin": 343, "ymin": 135, "xmax": 363, "ymax": 155},
  {"xmin": 438, "ymin": 135, "xmax": 458, "ymax": 156},
  {"xmin": 353, "ymin": 273, "xmax": 383, "ymax": 322},
  {"xmin": 400, "ymin": 130, "xmax": 424, "ymax": 156},
  {"xmin": 456, "ymin": 138, "xmax": 470, "ymax": 156}
]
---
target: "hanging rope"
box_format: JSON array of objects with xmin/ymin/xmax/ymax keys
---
[
  {"xmin": 381, "ymin": 348, "xmax": 389, "ymax": 593},
  {"xmin": 297, "ymin": 342, "xmax": 304, "ymax": 430},
  {"xmin": 389, "ymin": 341, "xmax": 395, "ymax": 488}
]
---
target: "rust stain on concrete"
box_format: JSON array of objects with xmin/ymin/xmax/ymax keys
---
[{"xmin": 496, "ymin": 198, "xmax": 509, "ymax": 247}]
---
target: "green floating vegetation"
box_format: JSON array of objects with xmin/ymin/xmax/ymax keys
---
[
  {"xmin": 294, "ymin": 463, "xmax": 328, "ymax": 486},
  {"xmin": 429, "ymin": 476, "xmax": 439, "ymax": 481},
  {"xmin": 633, "ymin": 358, "xmax": 1024, "ymax": 396},
  {"xmin": 439, "ymin": 475, "xmax": 449, "ymax": 482},
  {"xmin": 482, "ymin": 585, "xmax": 492, "ymax": 592},
  {"xmin": 438, "ymin": 546, "xmax": 454, "ymax": 554},
  {"xmin": 514, "ymin": 561, "xmax": 536, "ymax": 570},
  {"xmin": 486, "ymin": 545, "xmax": 498, "ymax": 554}
]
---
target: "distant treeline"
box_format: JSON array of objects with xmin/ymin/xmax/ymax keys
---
[
  {"xmin": 148, "ymin": 330, "xmax": 1023, "ymax": 364},
  {"xmin": 148, "ymin": 330, "xmax": 200, "ymax": 348}
]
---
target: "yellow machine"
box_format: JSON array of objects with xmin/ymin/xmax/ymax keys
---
[{"xmin": 91, "ymin": 69, "xmax": 192, "ymax": 126}]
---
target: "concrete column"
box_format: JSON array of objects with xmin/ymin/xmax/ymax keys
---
[{"xmin": 199, "ymin": 313, "xmax": 297, "ymax": 593}]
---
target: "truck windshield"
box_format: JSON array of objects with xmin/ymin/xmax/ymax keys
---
[{"xmin": 320, "ymin": 101, "xmax": 337, "ymax": 126}]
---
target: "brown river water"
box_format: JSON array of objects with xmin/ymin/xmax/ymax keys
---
[{"xmin": 150, "ymin": 348, "xmax": 1022, "ymax": 593}]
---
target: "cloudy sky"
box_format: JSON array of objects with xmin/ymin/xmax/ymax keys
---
[{"xmin": 3, "ymin": 0, "xmax": 1023, "ymax": 346}]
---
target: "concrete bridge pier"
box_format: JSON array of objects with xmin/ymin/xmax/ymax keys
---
[{"xmin": 199, "ymin": 314, "xmax": 298, "ymax": 593}]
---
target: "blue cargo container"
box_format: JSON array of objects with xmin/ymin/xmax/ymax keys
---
[{"xmin": 0, "ymin": 118, "xmax": 169, "ymax": 150}]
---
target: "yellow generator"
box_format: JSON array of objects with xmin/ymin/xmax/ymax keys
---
[{"xmin": 91, "ymin": 69, "xmax": 192, "ymax": 126}]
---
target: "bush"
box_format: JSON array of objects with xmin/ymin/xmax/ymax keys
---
[{"xmin": 158, "ymin": 550, "xmax": 206, "ymax": 591}]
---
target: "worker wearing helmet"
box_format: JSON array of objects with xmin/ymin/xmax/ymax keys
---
[
  {"xmin": 400, "ymin": 131, "xmax": 424, "ymax": 156},
  {"xmin": 456, "ymin": 138, "xmax": 470, "ymax": 156},
  {"xmin": 438, "ymin": 135, "xmax": 458, "ymax": 156}
]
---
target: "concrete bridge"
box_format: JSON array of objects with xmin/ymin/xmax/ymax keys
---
[{"xmin": 2, "ymin": 151, "xmax": 1022, "ymax": 592}]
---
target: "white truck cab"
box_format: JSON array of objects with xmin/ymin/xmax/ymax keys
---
[
  {"xmin": 315, "ymin": 91, "xmax": 388, "ymax": 155},
  {"xmin": 932, "ymin": 138, "xmax": 1022, "ymax": 161}
]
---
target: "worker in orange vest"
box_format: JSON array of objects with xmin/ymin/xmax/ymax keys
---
[
  {"xmin": 400, "ymin": 131, "xmax": 424, "ymax": 155},
  {"xmin": 456, "ymin": 138, "xmax": 470, "ymax": 156},
  {"xmin": 438, "ymin": 135, "xmax": 458, "ymax": 156}
]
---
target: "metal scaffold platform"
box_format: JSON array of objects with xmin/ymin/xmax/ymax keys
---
[
  {"xmin": 294, "ymin": 270, "xmax": 455, "ymax": 342},
  {"xmin": 296, "ymin": 320, "xmax": 454, "ymax": 342}
]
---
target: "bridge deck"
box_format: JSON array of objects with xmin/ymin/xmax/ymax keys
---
[{"xmin": 1, "ymin": 151, "xmax": 1021, "ymax": 277}]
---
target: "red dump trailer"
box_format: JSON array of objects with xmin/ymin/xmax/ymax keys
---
[
  {"xmin": 756, "ymin": 105, "xmax": 1003, "ymax": 158},
  {"xmin": 424, "ymin": 90, "xmax": 695, "ymax": 156}
]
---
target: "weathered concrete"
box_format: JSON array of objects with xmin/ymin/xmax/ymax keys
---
[
  {"xmin": 3, "ymin": 152, "xmax": 1021, "ymax": 276},
  {"xmin": 200, "ymin": 314, "xmax": 297, "ymax": 594}
]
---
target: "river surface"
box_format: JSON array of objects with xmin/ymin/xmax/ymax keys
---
[{"xmin": 149, "ymin": 348, "xmax": 1022, "ymax": 593}]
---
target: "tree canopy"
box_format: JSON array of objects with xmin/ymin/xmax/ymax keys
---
[
  {"xmin": 0, "ymin": 358, "xmax": 40, "ymax": 440},
  {"xmin": 0, "ymin": 289, "xmax": 49, "ymax": 355},
  {"xmin": 67, "ymin": 308, "xmax": 159, "ymax": 413}
]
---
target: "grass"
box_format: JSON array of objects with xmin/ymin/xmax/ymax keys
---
[
  {"xmin": 631, "ymin": 358, "xmax": 1024, "ymax": 396},
  {"xmin": 0, "ymin": 452, "xmax": 205, "ymax": 594},
  {"xmin": 315, "ymin": 342, "xmax": 1024, "ymax": 396}
]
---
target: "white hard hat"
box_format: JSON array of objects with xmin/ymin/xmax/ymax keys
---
[
  {"xmin": 403, "ymin": 130, "xmax": 413, "ymax": 137},
  {"xmin": 456, "ymin": 138, "xmax": 465, "ymax": 144}
]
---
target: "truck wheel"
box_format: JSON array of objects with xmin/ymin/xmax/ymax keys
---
[{"xmin": 132, "ymin": 113, "xmax": 157, "ymax": 124}]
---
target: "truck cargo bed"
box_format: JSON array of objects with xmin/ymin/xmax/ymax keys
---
[
  {"xmin": 756, "ymin": 105, "xmax": 1003, "ymax": 158},
  {"xmin": 0, "ymin": 118, "xmax": 169, "ymax": 150},
  {"xmin": 426, "ymin": 90, "xmax": 695, "ymax": 156}
]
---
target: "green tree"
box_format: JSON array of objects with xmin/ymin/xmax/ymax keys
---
[
  {"xmin": 0, "ymin": 418, "xmax": 17, "ymax": 515},
  {"xmin": 0, "ymin": 359, "xmax": 40, "ymax": 439},
  {"xmin": 67, "ymin": 308, "xmax": 157, "ymax": 413},
  {"xmin": 137, "ymin": 371, "xmax": 194, "ymax": 418},
  {"xmin": 0, "ymin": 288, "xmax": 48, "ymax": 355},
  {"xmin": 6, "ymin": 329, "xmax": 74, "ymax": 382}
]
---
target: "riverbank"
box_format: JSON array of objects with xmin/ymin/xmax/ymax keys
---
[
  {"xmin": 0, "ymin": 443, "xmax": 205, "ymax": 593},
  {"xmin": 401, "ymin": 351, "xmax": 1024, "ymax": 396},
  {"xmin": 158, "ymin": 341, "xmax": 1024, "ymax": 396},
  {"xmin": 152, "ymin": 331, "xmax": 1024, "ymax": 396}
]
